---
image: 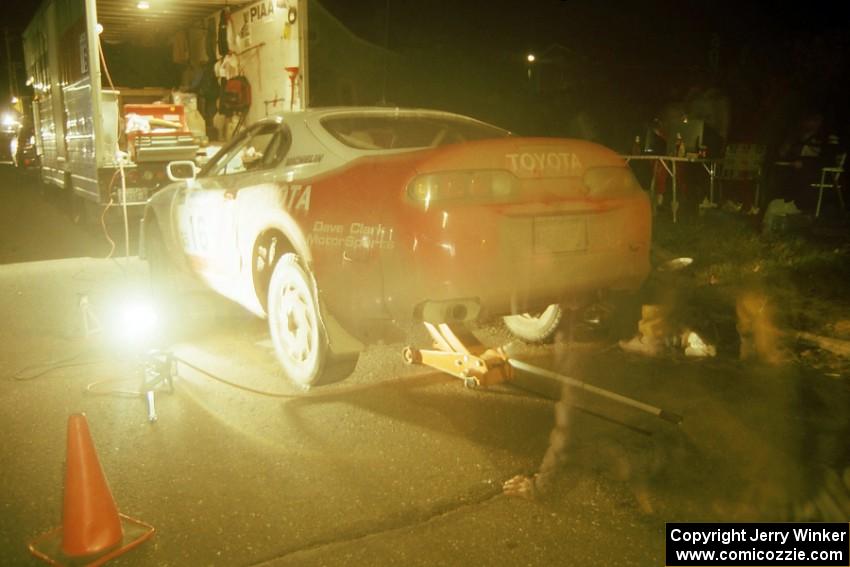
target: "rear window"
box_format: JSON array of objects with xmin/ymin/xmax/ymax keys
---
[{"xmin": 320, "ymin": 115, "xmax": 509, "ymax": 151}]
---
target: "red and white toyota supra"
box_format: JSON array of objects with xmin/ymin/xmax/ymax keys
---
[{"xmin": 142, "ymin": 107, "xmax": 651, "ymax": 386}]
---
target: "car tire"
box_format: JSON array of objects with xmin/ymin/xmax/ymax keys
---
[
  {"xmin": 603, "ymin": 293, "xmax": 642, "ymax": 341},
  {"xmin": 572, "ymin": 293, "xmax": 642, "ymax": 343},
  {"xmin": 503, "ymin": 303, "xmax": 563, "ymax": 343},
  {"xmin": 267, "ymin": 253, "xmax": 357, "ymax": 388}
]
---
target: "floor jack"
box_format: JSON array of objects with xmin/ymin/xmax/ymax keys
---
[{"xmin": 403, "ymin": 322, "xmax": 683, "ymax": 425}]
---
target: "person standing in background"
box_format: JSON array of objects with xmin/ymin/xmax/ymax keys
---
[{"xmin": 768, "ymin": 111, "xmax": 842, "ymax": 210}]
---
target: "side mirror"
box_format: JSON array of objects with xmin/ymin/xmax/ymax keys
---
[{"xmin": 167, "ymin": 160, "xmax": 200, "ymax": 182}]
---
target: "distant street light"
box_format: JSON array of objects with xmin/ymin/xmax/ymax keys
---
[{"xmin": 526, "ymin": 54, "xmax": 536, "ymax": 63}]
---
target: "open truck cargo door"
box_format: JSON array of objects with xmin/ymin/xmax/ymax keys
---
[{"xmin": 22, "ymin": 0, "xmax": 308, "ymax": 216}]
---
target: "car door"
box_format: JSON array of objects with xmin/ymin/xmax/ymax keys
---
[{"xmin": 175, "ymin": 120, "xmax": 291, "ymax": 297}]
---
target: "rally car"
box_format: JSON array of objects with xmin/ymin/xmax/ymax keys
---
[{"xmin": 142, "ymin": 107, "xmax": 651, "ymax": 386}]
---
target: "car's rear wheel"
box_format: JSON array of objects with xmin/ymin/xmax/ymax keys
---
[
  {"xmin": 267, "ymin": 253, "xmax": 357, "ymax": 388},
  {"xmin": 503, "ymin": 304, "xmax": 563, "ymax": 343},
  {"xmin": 571, "ymin": 293, "xmax": 642, "ymax": 343}
]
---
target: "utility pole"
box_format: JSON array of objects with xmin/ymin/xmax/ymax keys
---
[{"xmin": 380, "ymin": 0, "xmax": 390, "ymax": 105}]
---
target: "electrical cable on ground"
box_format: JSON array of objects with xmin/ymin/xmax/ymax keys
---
[
  {"xmin": 174, "ymin": 355, "xmax": 305, "ymax": 398},
  {"xmin": 85, "ymin": 378, "xmax": 142, "ymax": 398},
  {"xmin": 8, "ymin": 351, "xmax": 110, "ymax": 381},
  {"xmin": 11, "ymin": 335, "xmax": 682, "ymax": 422},
  {"xmin": 6, "ymin": 349, "xmax": 429, "ymax": 400},
  {"xmin": 171, "ymin": 354, "xmax": 568, "ymax": 403},
  {"xmin": 74, "ymin": 354, "xmax": 436, "ymax": 400},
  {"xmin": 5, "ymin": 333, "xmax": 418, "ymax": 400},
  {"xmin": 8, "ymin": 350, "xmax": 138, "ymax": 398},
  {"xmin": 12, "ymin": 355, "xmax": 148, "ymax": 397},
  {"xmin": 172, "ymin": 354, "xmax": 451, "ymax": 399},
  {"xmin": 9, "ymin": 349, "xmax": 562, "ymax": 404}
]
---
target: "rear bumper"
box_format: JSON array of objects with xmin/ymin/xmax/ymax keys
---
[
  {"xmin": 385, "ymin": 246, "xmax": 649, "ymax": 323},
  {"xmin": 381, "ymin": 197, "xmax": 651, "ymax": 323}
]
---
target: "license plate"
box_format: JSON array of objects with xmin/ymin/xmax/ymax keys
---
[
  {"xmin": 533, "ymin": 216, "xmax": 587, "ymax": 253},
  {"xmin": 117, "ymin": 186, "xmax": 148, "ymax": 204}
]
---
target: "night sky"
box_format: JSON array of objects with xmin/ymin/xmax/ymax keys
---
[
  {"xmin": 319, "ymin": 0, "xmax": 849, "ymax": 61},
  {"xmin": 317, "ymin": 0, "xmax": 850, "ymax": 144},
  {"xmin": 3, "ymin": 0, "xmax": 849, "ymax": 143},
  {"xmin": 5, "ymin": 1, "xmax": 849, "ymax": 72}
]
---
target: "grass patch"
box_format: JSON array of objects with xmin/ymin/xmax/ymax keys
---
[{"xmin": 651, "ymin": 211, "xmax": 850, "ymax": 370}]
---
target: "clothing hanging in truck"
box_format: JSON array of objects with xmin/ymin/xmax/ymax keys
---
[
  {"xmin": 217, "ymin": 7, "xmax": 234, "ymax": 57},
  {"xmin": 206, "ymin": 17, "xmax": 217, "ymax": 61}
]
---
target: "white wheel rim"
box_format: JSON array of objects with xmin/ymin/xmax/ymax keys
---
[
  {"xmin": 503, "ymin": 303, "xmax": 563, "ymax": 342},
  {"xmin": 515, "ymin": 304, "xmax": 559, "ymax": 322},
  {"xmin": 274, "ymin": 281, "xmax": 317, "ymax": 367}
]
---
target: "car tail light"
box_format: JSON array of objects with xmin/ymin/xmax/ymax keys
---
[
  {"xmin": 583, "ymin": 167, "xmax": 644, "ymax": 198},
  {"xmin": 407, "ymin": 170, "xmax": 518, "ymax": 205}
]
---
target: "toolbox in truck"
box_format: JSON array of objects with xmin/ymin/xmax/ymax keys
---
[{"xmin": 124, "ymin": 103, "xmax": 199, "ymax": 163}]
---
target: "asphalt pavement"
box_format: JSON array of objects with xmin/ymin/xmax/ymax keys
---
[{"xmin": 1, "ymin": 166, "xmax": 847, "ymax": 566}]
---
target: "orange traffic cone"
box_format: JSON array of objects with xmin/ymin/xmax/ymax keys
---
[
  {"xmin": 28, "ymin": 414, "xmax": 155, "ymax": 566},
  {"xmin": 62, "ymin": 413, "xmax": 123, "ymax": 556}
]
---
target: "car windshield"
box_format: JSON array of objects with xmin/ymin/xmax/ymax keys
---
[{"xmin": 320, "ymin": 114, "xmax": 510, "ymax": 150}]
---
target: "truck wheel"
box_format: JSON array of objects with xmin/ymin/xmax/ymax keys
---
[
  {"xmin": 503, "ymin": 304, "xmax": 563, "ymax": 343},
  {"xmin": 267, "ymin": 254, "xmax": 357, "ymax": 387},
  {"xmin": 69, "ymin": 193, "xmax": 88, "ymax": 225},
  {"xmin": 37, "ymin": 176, "xmax": 49, "ymax": 199}
]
